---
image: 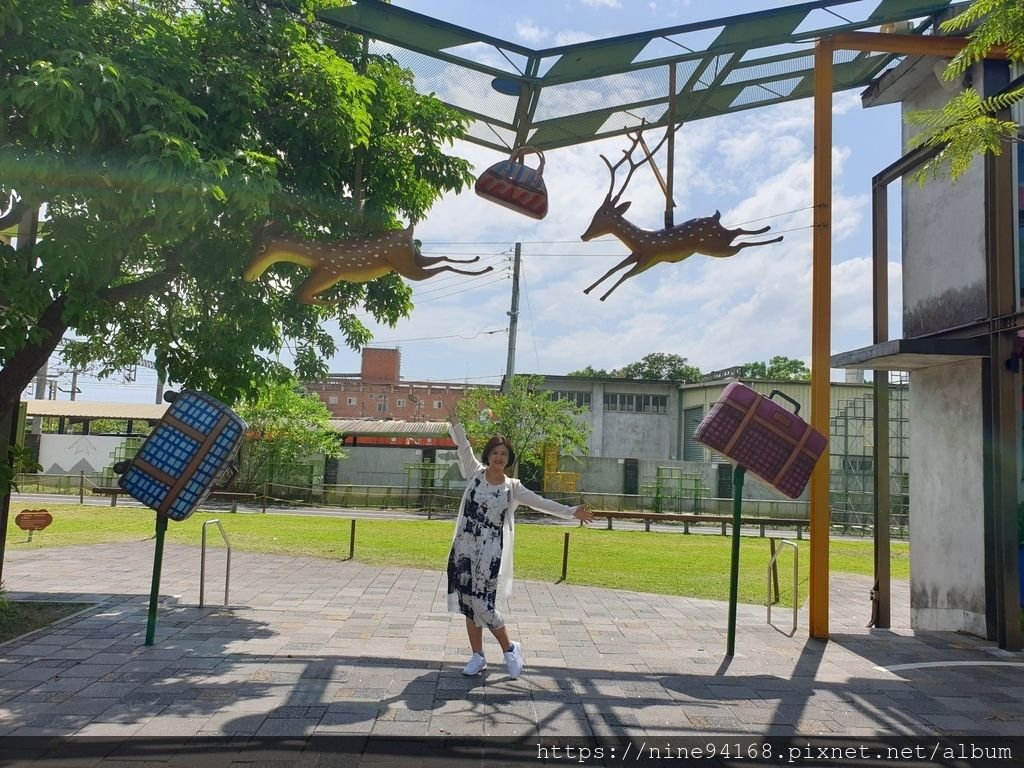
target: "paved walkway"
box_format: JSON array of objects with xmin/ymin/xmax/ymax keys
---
[{"xmin": 1, "ymin": 541, "xmax": 1023, "ymax": 743}]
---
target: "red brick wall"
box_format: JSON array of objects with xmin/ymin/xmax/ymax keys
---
[
  {"xmin": 306, "ymin": 348, "xmax": 494, "ymax": 420},
  {"xmin": 306, "ymin": 379, "xmax": 473, "ymax": 420},
  {"xmin": 361, "ymin": 348, "xmax": 401, "ymax": 382}
]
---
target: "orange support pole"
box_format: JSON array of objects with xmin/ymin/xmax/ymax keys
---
[{"xmin": 809, "ymin": 38, "xmax": 834, "ymax": 640}]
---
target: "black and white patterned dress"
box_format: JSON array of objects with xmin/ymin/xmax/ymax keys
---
[
  {"xmin": 445, "ymin": 423, "xmax": 577, "ymax": 629},
  {"xmin": 447, "ymin": 476, "xmax": 509, "ymax": 628}
]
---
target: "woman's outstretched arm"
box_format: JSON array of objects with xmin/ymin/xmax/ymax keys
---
[
  {"xmin": 446, "ymin": 406, "xmax": 482, "ymax": 478},
  {"xmin": 513, "ymin": 484, "xmax": 594, "ymax": 523}
]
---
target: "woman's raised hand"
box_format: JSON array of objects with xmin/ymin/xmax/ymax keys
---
[{"xmin": 445, "ymin": 402, "xmax": 460, "ymax": 425}]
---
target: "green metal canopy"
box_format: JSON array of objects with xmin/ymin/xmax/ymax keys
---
[{"xmin": 318, "ymin": 0, "xmax": 954, "ymax": 152}]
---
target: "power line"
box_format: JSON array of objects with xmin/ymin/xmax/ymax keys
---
[
  {"xmin": 409, "ymin": 276, "xmax": 510, "ymax": 304},
  {"xmin": 365, "ymin": 328, "xmax": 506, "ymax": 345},
  {"xmin": 519, "ymin": 257, "xmax": 541, "ymax": 373}
]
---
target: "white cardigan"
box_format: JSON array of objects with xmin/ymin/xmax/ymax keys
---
[{"xmin": 448, "ymin": 423, "xmax": 576, "ymax": 601}]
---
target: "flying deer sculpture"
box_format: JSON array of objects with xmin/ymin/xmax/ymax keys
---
[
  {"xmin": 581, "ymin": 129, "xmax": 783, "ymax": 301},
  {"xmin": 243, "ymin": 221, "xmax": 493, "ymax": 305}
]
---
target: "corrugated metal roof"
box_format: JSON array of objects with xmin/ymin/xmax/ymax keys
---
[
  {"xmin": 329, "ymin": 418, "xmax": 450, "ymax": 437},
  {"xmin": 22, "ymin": 400, "xmax": 168, "ymax": 420}
]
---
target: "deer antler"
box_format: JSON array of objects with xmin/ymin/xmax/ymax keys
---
[
  {"xmin": 601, "ymin": 120, "xmax": 672, "ymax": 205},
  {"xmin": 580, "ymin": 124, "xmax": 783, "ymax": 301}
]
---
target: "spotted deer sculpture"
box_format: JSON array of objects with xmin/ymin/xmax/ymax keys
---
[
  {"xmin": 243, "ymin": 221, "xmax": 493, "ymax": 305},
  {"xmin": 581, "ymin": 129, "xmax": 783, "ymax": 301}
]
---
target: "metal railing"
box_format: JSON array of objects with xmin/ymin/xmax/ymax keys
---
[
  {"xmin": 200, "ymin": 519, "xmax": 231, "ymax": 608},
  {"xmin": 13, "ymin": 473, "xmax": 911, "ymax": 538},
  {"xmin": 767, "ymin": 538, "xmax": 798, "ymax": 635}
]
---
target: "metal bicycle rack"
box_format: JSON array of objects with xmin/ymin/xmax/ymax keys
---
[
  {"xmin": 767, "ymin": 539, "xmax": 798, "ymax": 634},
  {"xmin": 200, "ymin": 519, "xmax": 231, "ymax": 608}
]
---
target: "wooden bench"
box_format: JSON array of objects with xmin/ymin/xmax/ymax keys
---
[
  {"xmin": 91, "ymin": 487, "xmax": 256, "ymax": 507},
  {"xmin": 590, "ymin": 510, "xmax": 807, "ymax": 539}
]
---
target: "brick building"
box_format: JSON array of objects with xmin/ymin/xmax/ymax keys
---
[{"xmin": 304, "ymin": 347, "xmax": 488, "ymax": 421}]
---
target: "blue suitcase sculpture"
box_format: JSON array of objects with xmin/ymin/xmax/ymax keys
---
[{"xmin": 115, "ymin": 390, "xmax": 246, "ymax": 521}]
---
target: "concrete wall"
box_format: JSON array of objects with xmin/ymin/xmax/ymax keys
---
[
  {"xmin": 540, "ymin": 376, "xmax": 679, "ymax": 460},
  {"xmin": 900, "ymin": 62, "xmax": 988, "ymax": 337},
  {"xmin": 572, "ymin": 455, "xmax": 792, "ymax": 502},
  {"xmin": 333, "ymin": 446, "xmax": 427, "ymax": 486},
  {"xmin": 37, "ymin": 434, "xmax": 136, "ymax": 475},
  {"xmin": 909, "ymin": 361, "xmax": 987, "ymax": 635}
]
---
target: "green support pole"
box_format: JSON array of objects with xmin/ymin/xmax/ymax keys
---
[
  {"xmin": 726, "ymin": 465, "xmax": 746, "ymax": 657},
  {"xmin": 145, "ymin": 513, "xmax": 168, "ymax": 646}
]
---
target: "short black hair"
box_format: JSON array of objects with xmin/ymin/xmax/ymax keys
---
[{"xmin": 482, "ymin": 435, "xmax": 516, "ymax": 467}]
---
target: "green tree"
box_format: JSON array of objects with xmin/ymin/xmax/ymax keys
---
[
  {"xmin": 455, "ymin": 375, "xmax": 590, "ymax": 475},
  {"xmin": 235, "ymin": 382, "xmax": 344, "ymax": 492},
  {"xmin": 566, "ymin": 365, "xmax": 612, "ymax": 377},
  {"xmin": 741, "ymin": 355, "xmax": 811, "ymax": 380},
  {"xmin": 616, "ymin": 352, "xmax": 702, "ymax": 383},
  {"xmin": 0, "ymin": 0, "xmax": 473, "ymax": 428},
  {"xmin": 908, "ymin": 0, "xmax": 1024, "ymax": 181}
]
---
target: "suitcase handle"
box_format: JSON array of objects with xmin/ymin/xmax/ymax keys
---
[
  {"xmin": 768, "ymin": 389, "xmax": 801, "ymax": 416},
  {"xmin": 510, "ymin": 146, "xmax": 545, "ymax": 174},
  {"xmin": 219, "ymin": 461, "xmax": 239, "ymax": 488}
]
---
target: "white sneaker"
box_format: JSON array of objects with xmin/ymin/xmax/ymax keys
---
[
  {"xmin": 503, "ymin": 642, "xmax": 524, "ymax": 679},
  {"xmin": 462, "ymin": 652, "xmax": 487, "ymax": 676}
]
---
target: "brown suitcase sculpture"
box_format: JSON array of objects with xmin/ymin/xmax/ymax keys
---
[
  {"xmin": 474, "ymin": 147, "xmax": 548, "ymax": 219},
  {"xmin": 694, "ymin": 382, "xmax": 826, "ymax": 498}
]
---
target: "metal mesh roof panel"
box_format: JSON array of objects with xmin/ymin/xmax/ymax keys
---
[{"xmin": 318, "ymin": 0, "xmax": 954, "ymax": 152}]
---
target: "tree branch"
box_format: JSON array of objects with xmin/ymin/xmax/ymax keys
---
[
  {"xmin": 0, "ymin": 295, "xmax": 69, "ymax": 423},
  {"xmin": 97, "ymin": 249, "xmax": 182, "ymax": 304}
]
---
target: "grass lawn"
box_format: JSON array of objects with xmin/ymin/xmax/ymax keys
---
[
  {"xmin": 4, "ymin": 504, "xmax": 909, "ymax": 609},
  {"xmin": 0, "ymin": 598, "xmax": 84, "ymax": 644}
]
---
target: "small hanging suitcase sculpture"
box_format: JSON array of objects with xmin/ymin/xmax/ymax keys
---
[
  {"xmin": 474, "ymin": 147, "xmax": 549, "ymax": 220},
  {"xmin": 694, "ymin": 383, "xmax": 826, "ymax": 498},
  {"xmin": 114, "ymin": 390, "xmax": 246, "ymax": 521}
]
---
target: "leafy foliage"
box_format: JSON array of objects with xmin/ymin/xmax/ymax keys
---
[
  {"xmin": 740, "ymin": 355, "xmax": 811, "ymax": 381},
  {"xmin": 566, "ymin": 365, "xmax": 612, "ymax": 378},
  {"xmin": 907, "ymin": 87, "xmax": 1023, "ymax": 181},
  {"xmin": 0, "ymin": 442, "xmax": 41, "ymax": 495},
  {"xmin": 615, "ymin": 352, "xmax": 702, "ymax": 382},
  {"xmin": 908, "ymin": 0, "xmax": 1024, "ymax": 181},
  {"xmin": 0, "ymin": 0, "xmax": 473, "ymax": 424},
  {"xmin": 235, "ymin": 382, "xmax": 344, "ymax": 491},
  {"xmin": 454, "ymin": 374, "xmax": 591, "ymax": 473},
  {"xmin": 568, "ymin": 353, "xmax": 702, "ymax": 382}
]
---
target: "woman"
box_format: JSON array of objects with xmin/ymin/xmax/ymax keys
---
[{"xmin": 446, "ymin": 409, "xmax": 593, "ymax": 679}]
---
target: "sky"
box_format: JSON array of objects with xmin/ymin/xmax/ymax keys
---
[{"xmin": 53, "ymin": 0, "xmax": 911, "ymax": 404}]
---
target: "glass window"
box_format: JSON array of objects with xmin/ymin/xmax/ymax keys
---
[
  {"xmin": 551, "ymin": 390, "xmax": 592, "ymax": 408},
  {"xmin": 604, "ymin": 392, "xmax": 666, "ymax": 413}
]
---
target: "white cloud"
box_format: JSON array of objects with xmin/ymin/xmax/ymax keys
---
[
  {"xmin": 515, "ymin": 19, "xmax": 549, "ymax": 44},
  {"xmin": 833, "ymin": 90, "xmax": 863, "ymax": 116},
  {"xmin": 554, "ymin": 30, "xmax": 597, "ymax": 46},
  {"xmin": 582, "ymin": 0, "xmax": 621, "ymax": 7},
  {"xmin": 311, "ymin": 55, "xmax": 896, "ymax": 388}
]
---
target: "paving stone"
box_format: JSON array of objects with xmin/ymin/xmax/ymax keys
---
[{"xmin": 0, "ymin": 541, "xmax": 1018, "ymax": 742}]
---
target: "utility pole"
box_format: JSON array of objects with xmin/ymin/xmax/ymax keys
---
[{"xmin": 503, "ymin": 243, "xmax": 521, "ymax": 394}]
